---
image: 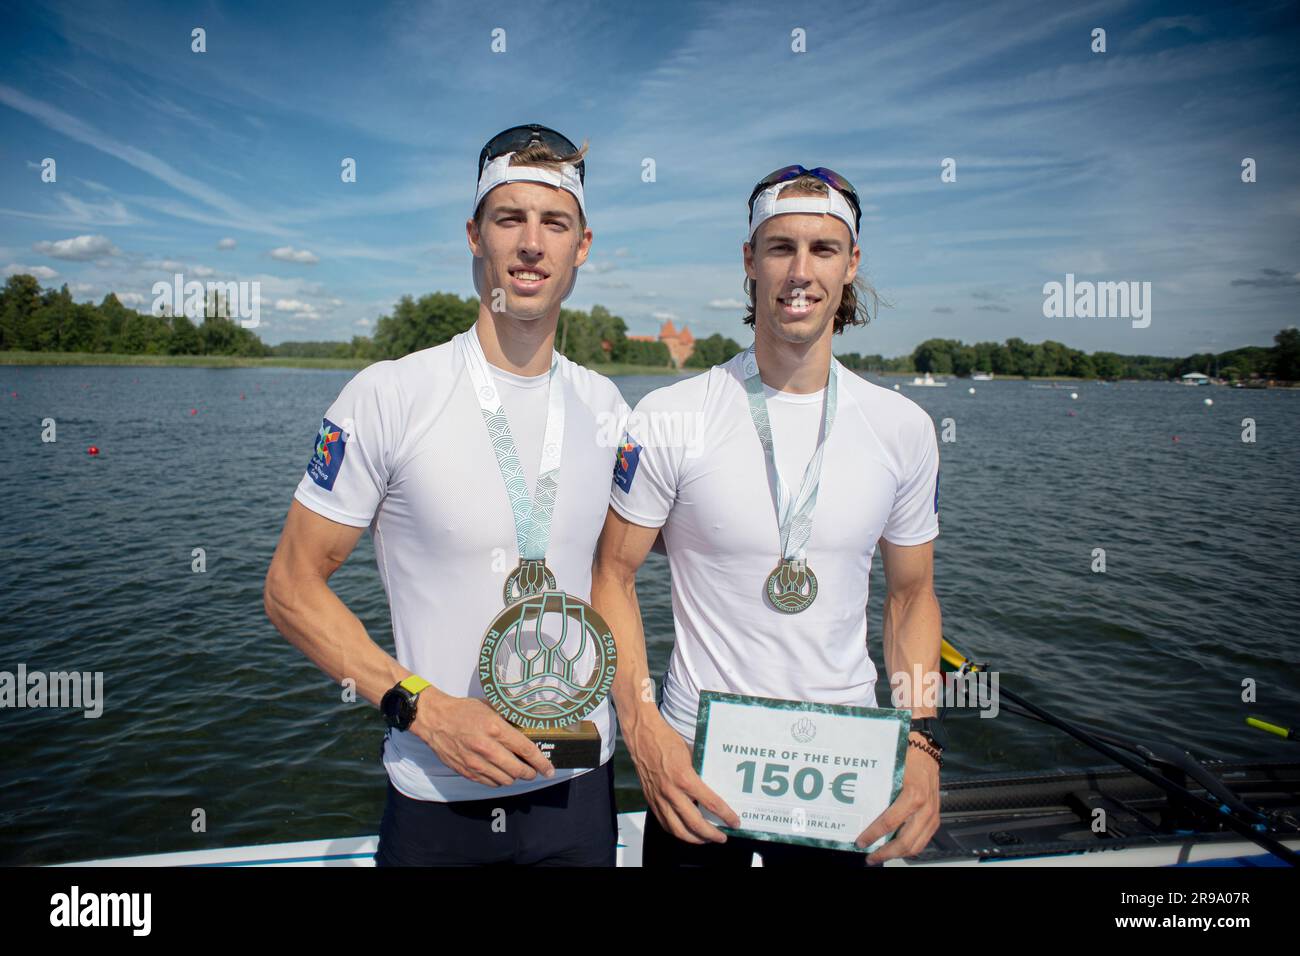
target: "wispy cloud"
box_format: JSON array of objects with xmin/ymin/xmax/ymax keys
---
[{"xmin": 33, "ymin": 233, "xmax": 119, "ymax": 260}]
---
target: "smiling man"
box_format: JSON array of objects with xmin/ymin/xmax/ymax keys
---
[
  {"xmin": 264, "ymin": 125, "xmax": 627, "ymax": 866},
  {"xmin": 592, "ymin": 166, "xmax": 946, "ymax": 867}
]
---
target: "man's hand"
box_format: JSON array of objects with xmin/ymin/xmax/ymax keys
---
[
  {"xmin": 626, "ymin": 716, "xmax": 741, "ymax": 844},
  {"xmin": 408, "ymin": 690, "xmax": 556, "ymax": 788},
  {"xmin": 854, "ymin": 736, "xmax": 941, "ymax": 864}
]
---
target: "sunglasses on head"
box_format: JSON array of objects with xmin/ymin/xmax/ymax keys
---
[
  {"xmin": 747, "ymin": 164, "xmax": 861, "ymax": 234},
  {"xmin": 478, "ymin": 124, "xmax": 585, "ymax": 184}
]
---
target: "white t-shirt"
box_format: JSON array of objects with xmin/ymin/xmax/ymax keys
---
[
  {"xmin": 293, "ymin": 327, "xmax": 627, "ymax": 802},
  {"xmin": 609, "ymin": 350, "xmax": 940, "ymax": 747}
]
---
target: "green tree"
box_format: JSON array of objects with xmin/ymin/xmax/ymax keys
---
[
  {"xmin": 64, "ymin": 302, "xmax": 105, "ymax": 353},
  {"xmin": 1092, "ymin": 351, "xmax": 1124, "ymax": 379},
  {"xmin": 169, "ymin": 314, "xmax": 202, "ymax": 355},
  {"xmin": 373, "ymin": 292, "xmax": 477, "ymax": 359},
  {"xmin": 0, "ymin": 273, "xmax": 44, "ymax": 350},
  {"xmin": 686, "ymin": 333, "xmax": 743, "ymax": 368},
  {"xmin": 1273, "ymin": 328, "xmax": 1300, "ymax": 380},
  {"xmin": 33, "ymin": 285, "xmax": 76, "ymax": 351}
]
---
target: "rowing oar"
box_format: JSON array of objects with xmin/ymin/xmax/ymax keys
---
[{"xmin": 940, "ymin": 637, "xmax": 1299, "ymax": 866}]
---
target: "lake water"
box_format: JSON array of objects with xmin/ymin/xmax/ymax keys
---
[{"xmin": 1, "ymin": 364, "xmax": 1297, "ymax": 864}]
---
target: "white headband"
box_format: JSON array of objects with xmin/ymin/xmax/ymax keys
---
[
  {"xmin": 747, "ymin": 180, "xmax": 858, "ymax": 244},
  {"xmin": 471, "ymin": 151, "xmax": 586, "ymax": 304},
  {"xmin": 473, "ymin": 151, "xmax": 586, "ymax": 219}
]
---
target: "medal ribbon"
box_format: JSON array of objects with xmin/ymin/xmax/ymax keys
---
[
  {"xmin": 459, "ymin": 328, "xmax": 565, "ymax": 561},
  {"xmin": 740, "ymin": 342, "xmax": 838, "ymax": 560}
]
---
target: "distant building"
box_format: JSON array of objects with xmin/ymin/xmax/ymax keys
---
[{"xmin": 628, "ymin": 319, "xmax": 695, "ymax": 367}]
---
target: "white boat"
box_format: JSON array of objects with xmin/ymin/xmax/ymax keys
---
[
  {"xmin": 49, "ymin": 634, "xmax": 1300, "ymax": 870},
  {"xmin": 54, "ymin": 761, "xmax": 1300, "ymax": 868},
  {"xmin": 1180, "ymin": 372, "xmax": 1211, "ymax": 386},
  {"xmin": 971, "ymin": 372, "xmax": 994, "ymax": 381},
  {"xmin": 907, "ymin": 372, "xmax": 948, "ymax": 387}
]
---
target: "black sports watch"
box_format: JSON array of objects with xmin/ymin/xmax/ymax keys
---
[
  {"xmin": 909, "ymin": 717, "xmax": 948, "ymax": 752},
  {"xmin": 381, "ymin": 675, "xmax": 431, "ymax": 731}
]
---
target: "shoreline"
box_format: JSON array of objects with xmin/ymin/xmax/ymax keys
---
[{"xmin": 0, "ymin": 351, "xmax": 684, "ymax": 376}]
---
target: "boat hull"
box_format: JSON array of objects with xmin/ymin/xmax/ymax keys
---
[{"xmin": 53, "ymin": 762, "xmax": 1300, "ymax": 868}]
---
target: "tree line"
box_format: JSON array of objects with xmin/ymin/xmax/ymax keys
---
[
  {"xmin": 0, "ymin": 274, "xmax": 269, "ymax": 357},
  {"xmin": 836, "ymin": 330, "xmax": 1300, "ymax": 381},
  {"xmin": 364, "ymin": 291, "xmax": 674, "ymax": 367},
  {"xmin": 3, "ymin": 273, "xmax": 1295, "ymax": 380}
]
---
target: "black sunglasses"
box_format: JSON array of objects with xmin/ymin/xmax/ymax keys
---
[
  {"xmin": 747, "ymin": 164, "xmax": 861, "ymax": 236},
  {"xmin": 477, "ymin": 124, "xmax": 585, "ymax": 184}
]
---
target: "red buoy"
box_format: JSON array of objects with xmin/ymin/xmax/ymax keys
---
[
  {"xmin": 87, "ymin": 446, "xmax": 99, "ymax": 456},
  {"xmin": 189, "ymin": 408, "xmax": 198, "ymax": 416}
]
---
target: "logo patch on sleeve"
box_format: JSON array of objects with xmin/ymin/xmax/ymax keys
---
[
  {"xmin": 613, "ymin": 433, "xmax": 642, "ymax": 493},
  {"xmin": 307, "ymin": 417, "xmax": 348, "ymax": 490}
]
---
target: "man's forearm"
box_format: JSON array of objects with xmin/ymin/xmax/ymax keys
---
[
  {"xmin": 264, "ymin": 574, "xmax": 413, "ymax": 709},
  {"xmin": 882, "ymin": 588, "xmax": 943, "ymax": 720},
  {"xmin": 590, "ymin": 561, "xmax": 661, "ymax": 734}
]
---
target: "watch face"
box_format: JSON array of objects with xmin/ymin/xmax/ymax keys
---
[{"xmin": 381, "ymin": 688, "xmax": 404, "ymax": 728}]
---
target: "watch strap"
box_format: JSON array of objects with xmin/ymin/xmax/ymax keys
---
[{"xmin": 399, "ymin": 675, "xmax": 431, "ymax": 696}]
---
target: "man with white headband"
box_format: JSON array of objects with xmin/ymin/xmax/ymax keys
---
[
  {"xmin": 593, "ymin": 165, "xmax": 945, "ymax": 866},
  {"xmin": 265, "ymin": 124, "xmax": 628, "ymax": 865}
]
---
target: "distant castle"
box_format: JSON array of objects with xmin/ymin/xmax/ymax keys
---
[{"xmin": 627, "ymin": 319, "xmax": 695, "ymax": 367}]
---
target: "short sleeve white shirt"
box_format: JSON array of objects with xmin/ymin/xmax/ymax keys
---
[
  {"xmin": 293, "ymin": 328, "xmax": 627, "ymax": 801},
  {"xmin": 609, "ymin": 351, "xmax": 939, "ymax": 747}
]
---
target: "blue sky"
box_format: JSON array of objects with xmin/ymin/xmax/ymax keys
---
[{"xmin": 1, "ymin": 0, "xmax": 1297, "ymax": 356}]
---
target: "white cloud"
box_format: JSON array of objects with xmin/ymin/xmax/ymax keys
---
[
  {"xmin": 275, "ymin": 298, "xmax": 320, "ymax": 319},
  {"xmin": 114, "ymin": 291, "xmax": 146, "ymax": 306},
  {"xmin": 4, "ymin": 263, "xmax": 59, "ymax": 280},
  {"xmin": 707, "ymin": 298, "xmax": 746, "ymax": 310},
  {"xmin": 217, "ymin": 237, "xmax": 237, "ymax": 250},
  {"xmin": 652, "ymin": 311, "xmax": 679, "ymax": 321},
  {"xmin": 32, "ymin": 234, "xmax": 119, "ymax": 260},
  {"xmin": 270, "ymin": 246, "xmax": 319, "ymax": 264}
]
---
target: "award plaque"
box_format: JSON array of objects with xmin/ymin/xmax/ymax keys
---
[
  {"xmin": 478, "ymin": 590, "xmax": 617, "ymax": 769},
  {"xmin": 692, "ymin": 691, "xmax": 910, "ymax": 852}
]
